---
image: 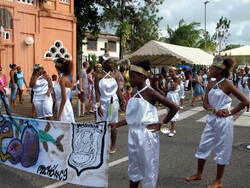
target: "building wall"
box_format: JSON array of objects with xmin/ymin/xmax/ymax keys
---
[
  {"xmin": 0, "ymin": 0, "xmax": 76, "ymax": 84},
  {"xmin": 82, "ymin": 34, "xmax": 120, "ymax": 62}
]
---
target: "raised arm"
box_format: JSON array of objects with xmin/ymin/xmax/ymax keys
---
[{"xmin": 29, "ymin": 72, "xmax": 39, "ymax": 88}]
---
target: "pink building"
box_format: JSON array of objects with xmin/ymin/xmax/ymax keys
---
[{"xmin": 0, "ymin": 0, "xmax": 76, "ymax": 83}]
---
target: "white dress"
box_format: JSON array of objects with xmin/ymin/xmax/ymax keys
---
[
  {"xmin": 54, "ymin": 82, "xmax": 75, "ymax": 123},
  {"xmin": 32, "ymin": 76, "xmax": 53, "ymax": 118},
  {"xmin": 237, "ymin": 76, "xmax": 243, "ymax": 93},
  {"xmin": 126, "ymin": 86, "xmax": 159, "ymax": 188},
  {"xmin": 166, "ymin": 81, "xmax": 180, "ymax": 122},
  {"xmin": 177, "ymin": 74, "xmax": 185, "ymax": 99},
  {"xmin": 96, "ymin": 72, "xmax": 119, "ymax": 123},
  {"xmin": 242, "ymin": 75, "xmax": 250, "ymax": 100},
  {"xmin": 195, "ymin": 78, "xmax": 233, "ymax": 165}
]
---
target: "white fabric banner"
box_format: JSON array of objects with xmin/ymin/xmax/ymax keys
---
[{"xmin": 0, "ymin": 115, "xmax": 109, "ymax": 187}]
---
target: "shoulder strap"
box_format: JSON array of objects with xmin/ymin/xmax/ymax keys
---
[
  {"xmin": 103, "ymin": 71, "xmax": 111, "ymax": 78},
  {"xmin": 133, "ymin": 85, "xmax": 148, "ymax": 98},
  {"xmin": 214, "ymin": 78, "xmax": 225, "ymax": 89}
]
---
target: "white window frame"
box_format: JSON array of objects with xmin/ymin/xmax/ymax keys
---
[
  {"xmin": 4, "ymin": 31, "xmax": 11, "ymax": 40},
  {"xmin": 59, "ymin": 0, "xmax": 69, "ymax": 3},
  {"xmin": 17, "ymin": 0, "xmax": 35, "ymax": 6},
  {"xmin": 44, "ymin": 40, "xmax": 72, "ymax": 60}
]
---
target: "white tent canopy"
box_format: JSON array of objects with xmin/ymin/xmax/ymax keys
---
[
  {"xmin": 220, "ymin": 45, "xmax": 250, "ymax": 56},
  {"xmin": 127, "ymin": 40, "xmax": 214, "ymax": 66}
]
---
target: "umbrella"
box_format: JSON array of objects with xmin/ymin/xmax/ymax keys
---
[{"xmin": 179, "ymin": 65, "xmax": 191, "ymax": 70}]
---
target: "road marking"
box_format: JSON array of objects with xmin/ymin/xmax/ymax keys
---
[
  {"xmin": 196, "ymin": 113, "xmax": 250, "ymax": 127},
  {"xmin": 43, "ymin": 182, "xmax": 67, "ymax": 188},
  {"xmin": 109, "ymin": 156, "xmax": 128, "ymax": 167},
  {"xmin": 43, "ymin": 156, "xmax": 129, "ymax": 188}
]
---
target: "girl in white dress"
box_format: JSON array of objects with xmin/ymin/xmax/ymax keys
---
[
  {"xmin": 186, "ymin": 56, "xmax": 249, "ymax": 188},
  {"xmin": 54, "ymin": 58, "xmax": 75, "ymax": 123},
  {"xmin": 165, "ymin": 67, "xmax": 180, "ymax": 137},
  {"xmin": 241, "ymin": 67, "xmax": 250, "ymax": 112},
  {"xmin": 109, "ymin": 60, "xmax": 179, "ymax": 188},
  {"xmin": 94, "ymin": 59, "xmax": 125, "ymax": 153},
  {"xmin": 29, "ymin": 65, "xmax": 53, "ymax": 120}
]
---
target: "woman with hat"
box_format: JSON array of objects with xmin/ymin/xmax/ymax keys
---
[
  {"xmin": 29, "ymin": 64, "xmax": 53, "ymax": 120},
  {"xmin": 109, "ymin": 60, "xmax": 179, "ymax": 188},
  {"xmin": 54, "ymin": 58, "xmax": 75, "ymax": 123},
  {"xmin": 186, "ymin": 56, "xmax": 249, "ymax": 188}
]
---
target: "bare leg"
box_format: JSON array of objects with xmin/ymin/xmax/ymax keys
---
[
  {"xmin": 201, "ymin": 95, "xmax": 204, "ymax": 102},
  {"xmin": 130, "ymin": 180, "xmax": 140, "ymax": 188},
  {"xmin": 13, "ymin": 99, "xmax": 16, "ymax": 107},
  {"xmin": 191, "ymin": 96, "xmax": 196, "ymax": 106},
  {"xmin": 89, "ymin": 99, "xmax": 94, "ymax": 113},
  {"xmin": 186, "ymin": 158, "xmax": 206, "ymax": 181},
  {"xmin": 110, "ymin": 128, "xmax": 117, "ymax": 153},
  {"xmin": 207, "ymin": 165, "xmax": 225, "ymax": 188},
  {"xmin": 180, "ymin": 98, "xmax": 184, "ymax": 108},
  {"xmin": 80, "ymin": 102, "xmax": 85, "ymax": 116},
  {"xmin": 19, "ymin": 90, "xmax": 23, "ymax": 104},
  {"xmin": 32, "ymin": 104, "xmax": 36, "ymax": 118},
  {"xmin": 170, "ymin": 122, "xmax": 176, "ymax": 133}
]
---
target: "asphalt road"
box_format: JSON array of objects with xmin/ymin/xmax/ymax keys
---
[{"xmin": 0, "ymin": 96, "xmax": 250, "ymax": 188}]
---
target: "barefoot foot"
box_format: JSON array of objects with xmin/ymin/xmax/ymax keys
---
[
  {"xmin": 185, "ymin": 175, "xmax": 202, "ymax": 181},
  {"xmin": 207, "ymin": 182, "xmax": 223, "ymax": 188}
]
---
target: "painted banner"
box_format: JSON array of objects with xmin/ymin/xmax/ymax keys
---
[{"xmin": 0, "ymin": 115, "xmax": 109, "ymax": 187}]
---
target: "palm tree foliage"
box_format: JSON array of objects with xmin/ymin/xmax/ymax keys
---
[{"xmin": 160, "ymin": 19, "xmax": 217, "ymax": 52}]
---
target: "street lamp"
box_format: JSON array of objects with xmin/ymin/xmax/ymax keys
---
[{"xmin": 204, "ymin": 1, "xmax": 210, "ymax": 50}]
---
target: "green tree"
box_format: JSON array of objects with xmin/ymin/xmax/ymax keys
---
[
  {"xmin": 102, "ymin": 0, "xmax": 164, "ymax": 57},
  {"xmin": 212, "ymin": 16, "xmax": 231, "ymax": 53},
  {"xmin": 224, "ymin": 44, "xmax": 241, "ymax": 51},
  {"xmin": 196, "ymin": 32, "xmax": 217, "ymax": 52},
  {"xmin": 129, "ymin": 3, "xmax": 163, "ymax": 52},
  {"xmin": 74, "ymin": 1, "xmax": 114, "ymax": 72},
  {"xmin": 160, "ymin": 19, "xmax": 216, "ymax": 52},
  {"xmin": 161, "ymin": 19, "xmax": 202, "ymax": 47}
]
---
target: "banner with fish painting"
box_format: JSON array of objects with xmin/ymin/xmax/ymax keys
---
[{"xmin": 0, "ymin": 115, "xmax": 109, "ymax": 187}]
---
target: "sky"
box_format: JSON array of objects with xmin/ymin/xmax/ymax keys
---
[{"xmin": 158, "ymin": 0, "xmax": 250, "ymax": 45}]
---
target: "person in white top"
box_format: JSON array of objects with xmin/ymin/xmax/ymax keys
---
[
  {"xmin": 177, "ymin": 68, "xmax": 185, "ymax": 109},
  {"xmin": 109, "ymin": 60, "xmax": 179, "ymax": 188},
  {"xmin": 236, "ymin": 68, "xmax": 244, "ymax": 93},
  {"xmin": 241, "ymin": 67, "xmax": 249, "ymax": 112},
  {"xmin": 29, "ymin": 64, "xmax": 53, "ymax": 120},
  {"xmin": 54, "ymin": 58, "xmax": 75, "ymax": 123},
  {"xmin": 186, "ymin": 56, "xmax": 249, "ymax": 188},
  {"xmin": 94, "ymin": 58, "xmax": 125, "ymax": 154},
  {"xmin": 165, "ymin": 67, "xmax": 180, "ymax": 137}
]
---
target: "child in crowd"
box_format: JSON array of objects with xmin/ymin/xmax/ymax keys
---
[
  {"xmin": 109, "ymin": 60, "xmax": 179, "ymax": 188},
  {"xmin": 165, "ymin": 67, "xmax": 180, "ymax": 137}
]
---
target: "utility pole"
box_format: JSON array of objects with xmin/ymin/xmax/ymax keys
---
[
  {"xmin": 119, "ymin": 0, "xmax": 125, "ymax": 60},
  {"xmin": 204, "ymin": 1, "xmax": 209, "ymax": 50}
]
